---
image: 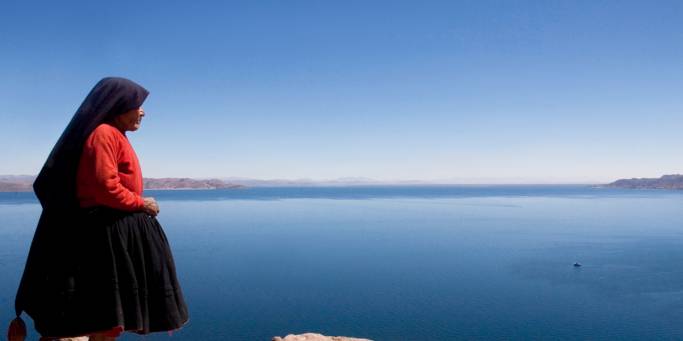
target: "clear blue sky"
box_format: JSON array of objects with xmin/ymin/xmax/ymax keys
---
[{"xmin": 1, "ymin": 0, "xmax": 681, "ymax": 183}]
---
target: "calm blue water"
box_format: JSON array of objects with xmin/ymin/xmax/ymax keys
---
[{"xmin": 2, "ymin": 186, "xmax": 683, "ymax": 340}]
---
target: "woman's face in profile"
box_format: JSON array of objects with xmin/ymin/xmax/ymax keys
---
[{"xmin": 115, "ymin": 107, "xmax": 145, "ymax": 132}]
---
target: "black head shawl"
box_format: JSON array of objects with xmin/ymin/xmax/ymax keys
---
[
  {"xmin": 14, "ymin": 77, "xmax": 148, "ymax": 322},
  {"xmin": 33, "ymin": 77, "xmax": 148, "ymax": 211}
]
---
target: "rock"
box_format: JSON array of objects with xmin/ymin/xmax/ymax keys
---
[{"xmin": 272, "ymin": 333, "xmax": 373, "ymax": 341}]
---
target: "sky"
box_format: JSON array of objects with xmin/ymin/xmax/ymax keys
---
[{"xmin": 1, "ymin": 0, "xmax": 681, "ymax": 183}]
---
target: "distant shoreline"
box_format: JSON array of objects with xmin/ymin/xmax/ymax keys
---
[
  {"xmin": 3, "ymin": 174, "xmax": 681, "ymax": 192},
  {"xmin": 0, "ymin": 177, "xmax": 245, "ymax": 192},
  {"xmin": 0, "ymin": 180, "xmax": 599, "ymax": 193},
  {"xmin": 604, "ymin": 174, "xmax": 683, "ymax": 190}
]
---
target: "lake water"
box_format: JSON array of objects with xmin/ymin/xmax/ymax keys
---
[{"xmin": 2, "ymin": 186, "xmax": 683, "ymax": 340}]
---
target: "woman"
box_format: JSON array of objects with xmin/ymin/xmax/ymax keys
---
[{"xmin": 8, "ymin": 77, "xmax": 189, "ymax": 341}]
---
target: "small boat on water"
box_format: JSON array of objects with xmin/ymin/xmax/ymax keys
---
[{"xmin": 573, "ymin": 262, "xmax": 582, "ymax": 267}]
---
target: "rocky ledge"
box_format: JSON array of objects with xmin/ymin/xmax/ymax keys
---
[{"xmin": 272, "ymin": 333, "xmax": 372, "ymax": 341}]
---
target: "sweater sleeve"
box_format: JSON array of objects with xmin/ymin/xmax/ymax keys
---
[{"xmin": 82, "ymin": 128, "xmax": 145, "ymax": 211}]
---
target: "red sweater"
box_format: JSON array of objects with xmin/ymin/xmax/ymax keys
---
[{"xmin": 77, "ymin": 123, "xmax": 145, "ymax": 210}]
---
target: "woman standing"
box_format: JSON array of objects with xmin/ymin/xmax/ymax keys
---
[{"xmin": 9, "ymin": 77, "xmax": 189, "ymax": 340}]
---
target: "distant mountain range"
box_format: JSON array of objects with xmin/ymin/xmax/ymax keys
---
[
  {"xmin": 1, "ymin": 175, "xmax": 457, "ymax": 192},
  {"xmin": 605, "ymin": 174, "xmax": 683, "ymax": 190},
  {"xmin": 3, "ymin": 174, "xmax": 682, "ymax": 192},
  {"xmin": 0, "ymin": 175, "xmax": 401, "ymax": 192},
  {"xmin": 143, "ymin": 178, "xmax": 244, "ymax": 190},
  {"xmin": 0, "ymin": 175, "xmax": 34, "ymax": 192},
  {"xmin": 0, "ymin": 175, "xmax": 244, "ymax": 192},
  {"xmin": 219, "ymin": 176, "xmax": 396, "ymax": 187}
]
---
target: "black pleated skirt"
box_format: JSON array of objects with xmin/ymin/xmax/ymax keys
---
[{"xmin": 30, "ymin": 207, "xmax": 189, "ymax": 338}]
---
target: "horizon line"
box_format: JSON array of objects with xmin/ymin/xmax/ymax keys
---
[{"xmin": 0, "ymin": 173, "xmax": 630, "ymax": 186}]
